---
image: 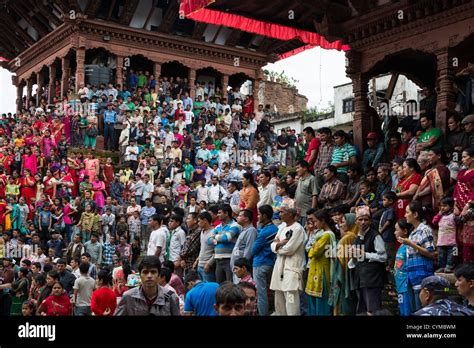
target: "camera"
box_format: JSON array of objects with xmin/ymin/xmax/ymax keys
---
[{"xmin": 285, "ymin": 230, "xmax": 293, "ymax": 240}]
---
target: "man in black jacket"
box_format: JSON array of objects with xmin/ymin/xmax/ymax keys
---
[
  {"xmin": 56, "ymin": 259, "xmax": 77, "ymax": 295},
  {"xmin": 349, "ymin": 206, "xmax": 387, "ymax": 315}
]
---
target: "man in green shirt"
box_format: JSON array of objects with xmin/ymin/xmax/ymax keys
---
[
  {"xmin": 137, "ymin": 70, "xmax": 147, "ymax": 88},
  {"xmin": 417, "ymin": 115, "xmax": 443, "ymax": 152},
  {"xmin": 183, "ymin": 157, "xmax": 195, "ymax": 183}
]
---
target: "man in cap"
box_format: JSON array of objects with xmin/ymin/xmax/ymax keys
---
[
  {"xmin": 362, "ymin": 132, "xmax": 385, "ymax": 174},
  {"xmin": 349, "ymin": 206, "xmax": 387, "ymax": 315},
  {"xmin": 461, "ymin": 114, "xmax": 474, "ymax": 148},
  {"xmin": 269, "ymin": 199, "xmax": 305, "ymax": 315},
  {"xmin": 415, "ymin": 275, "xmax": 474, "ymax": 316}
]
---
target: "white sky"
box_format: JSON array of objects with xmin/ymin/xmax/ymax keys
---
[{"xmin": 0, "ymin": 46, "xmax": 349, "ymax": 113}]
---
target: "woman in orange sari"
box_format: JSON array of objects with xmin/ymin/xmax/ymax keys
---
[
  {"xmin": 413, "ymin": 149, "xmax": 450, "ymax": 215},
  {"xmin": 395, "ymin": 158, "xmax": 422, "ymax": 219},
  {"xmin": 239, "ymin": 172, "xmax": 259, "ymax": 226}
]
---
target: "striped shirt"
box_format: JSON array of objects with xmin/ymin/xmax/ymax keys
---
[
  {"xmin": 208, "ymin": 219, "xmax": 241, "ymax": 259},
  {"xmin": 331, "ymin": 142, "xmax": 357, "ymax": 174}
]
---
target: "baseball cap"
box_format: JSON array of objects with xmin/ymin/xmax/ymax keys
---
[
  {"xmin": 367, "ymin": 132, "xmax": 378, "ymax": 140},
  {"xmin": 420, "ymin": 275, "xmax": 450, "ymax": 294}
]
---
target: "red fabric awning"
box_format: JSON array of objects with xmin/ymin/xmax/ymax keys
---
[
  {"xmin": 179, "ymin": 0, "xmax": 350, "ymax": 60},
  {"xmin": 0, "ymin": 57, "xmax": 9, "ymax": 62}
]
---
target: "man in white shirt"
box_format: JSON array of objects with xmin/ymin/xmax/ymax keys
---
[
  {"xmin": 249, "ymin": 114, "xmax": 257, "ymax": 144},
  {"xmin": 217, "ymin": 144, "xmax": 230, "ymax": 169},
  {"xmin": 168, "ymin": 214, "xmax": 187, "ymax": 278},
  {"xmin": 221, "ymin": 133, "xmax": 237, "ymax": 154},
  {"xmin": 147, "ymin": 215, "xmax": 169, "ymax": 263},
  {"xmin": 204, "ymin": 120, "xmax": 216, "ymax": 136},
  {"xmin": 129, "ymin": 174, "xmax": 145, "ymax": 204},
  {"xmin": 208, "ymin": 176, "xmax": 227, "ymax": 204},
  {"xmin": 124, "ymin": 139, "xmax": 139, "ymax": 171},
  {"xmin": 257, "ymin": 171, "xmax": 277, "ymax": 208},
  {"xmin": 184, "ymin": 104, "xmax": 194, "ymax": 133},
  {"xmin": 141, "ymin": 174, "xmax": 154, "ymax": 204},
  {"xmin": 196, "ymin": 180, "xmax": 209, "ymax": 204}
]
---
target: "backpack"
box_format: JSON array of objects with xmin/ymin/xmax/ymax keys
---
[{"xmin": 86, "ymin": 126, "xmax": 98, "ymax": 137}]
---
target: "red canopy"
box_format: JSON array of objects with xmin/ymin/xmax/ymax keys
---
[
  {"xmin": 0, "ymin": 57, "xmax": 9, "ymax": 62},
  {"xmin": 179, "ymin": 0, "xmax": 350, "ymax": 60}
]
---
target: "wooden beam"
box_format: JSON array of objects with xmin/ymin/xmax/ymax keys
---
[
  {"xmin": 0, "ymin": 13, "xmax": 35, "ymax": 46},
  {"xmin": 210, "ymin": 25, "xmax": 223, "ymax": 44},
  {"xmin": 52, "ymin": 0, "xmax": 70, "ymax": 14},
  {"xmin": 0, "ymin": 23, "xmax": 27, "ymax": 53},
  {"xmin": 119, "ymin": 0, "xmax": 140, "ymax": 25},
  {"xmin": 258, "ymin": 38, "xmax": 279, "ymax": 53},
  {"xmin": 191, "ymin": 22, "xmax": 207, "ymax": 41},
  {"xmin": 224, "ymin": 29, "xmax": 244, "ymax": 47},
  {"xmin": 10, "ymin": 1, "xmax": 50, "ymax": 37},
  {"xmin": 157, "ymin": 0, "xmax": 179, "ymax": 33},
  {"xmin": 85, "ymin": 0, "xmax": 102, "ymax": 17},
  {"xmin": 385, "ymin": 73, "xmax": 399, "ymax": 100},
  {"xmin": 143, "ymin": 0, "xmax": 157, "ymax": 29},
  {"xmin": 33, "ymin": 0, "xmax": 62, "ymax": 27},
  {"xmin": 107, "ymin": 0, "xmax": 118, "ymax": 20},
  {"xmin": 67, "ymin": 0, "xmax": 81, "ymax": 13}
]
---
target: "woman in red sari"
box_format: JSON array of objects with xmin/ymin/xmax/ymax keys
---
[
  {"xmin": 243, "ymin": 95, "xmax": 254, "ymax": 115},
  {"xmin": 43, "ymin": 169, "xmax": 56, "ymax": 199},
  {"xmin": 0, "ymin": 169, "xmax": 6, "ymax": 199},
  {"xmin": 102, "ymin": 157, "xmax": 115, "ymax": 195},
  {"xmin": 20, "ymin": 169, "xmax": 36, "ymax": 205},
  {"xmin": 68, "ymin": 154, "xmax": 80, "ymax": 197},
  {"xmin": 395, "ymin": 158, "xmax": 422, "ymax": 219},
  {"xmin": 36, "ymin": 281, "xmax": 72, "ymax": 316},
  {"xmin": 454, "ymin": 148, "xmax": 474, "ymax": 262},
  {"xmin": 51, "ymin": 117, "xmax": 64, "ymax": 144}
]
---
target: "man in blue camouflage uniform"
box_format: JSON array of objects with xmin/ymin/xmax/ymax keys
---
[{"xmin": 415, "ymin": 275, "xmax": 474, "ymax": 316}]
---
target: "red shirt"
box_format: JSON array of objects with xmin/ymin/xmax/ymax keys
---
[
  {"xmin": 305, "ymin": 137, "xmax": 321, "ymax": 171},
  {"xmin": 91, "ymin": 287, "xmax": 117, "ymax": 316},
  {"xmin": 390, "ymin": 143, "xmax": 408, "ymax": 160},
  {"xmin": 41, "ymin": 294, "xmax": 72, "ymax": 316}
]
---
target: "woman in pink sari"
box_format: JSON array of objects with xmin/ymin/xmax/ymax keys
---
[
  {"xmin": 22, "ymin": 147, "xmax": 37, "ymax": 176},
  {"xmin": 454, "ymin": 148, "xmax": 474, "ymax": 262},
  {"xmin": 41, "ymin": 130, "xmax": 56, "ymax": 158},
  {"xmin": 84, "ymin": 154, "xmax": 100, "ymax": 180},
  {"xmin": 92, "ymin": 175, "xmax": 106, "ymax": 209}
]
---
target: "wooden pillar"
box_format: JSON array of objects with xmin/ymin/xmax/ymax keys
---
[
  {"xmin": 61, "ymin": 56, "xmax": 70, "ymax": 99},
  {"xmin": 75, "ymin": 47, "xmax": 86, "ymax": 92},
  {"xmin": 16, "ymin": 81, "xmax": 24, "ymax": 112},
  {"xmin": 221, "ymin": 74, "xmax": 229, "ymax": 100},
  {"xmin": 36, "ymin": 71, "xmax": 45, "ymax": 105},
  {"xmin": 154, "ymin": 62, "xmax": 161, "ymax": 79},
  {"xmin": 435, "ymin": 48, "xmax": 455, "ymax": 136},
  {"xmin": 48, "ymin": 63, "xmax": 56, "ymax": 104},
  {"xmin": 188, "ymin": 68, "xmax": 196, "ymax": 100},
  {"xmin": 351, "ymin": 73, "xmax": 370, "ymax": 152},
  {"xmin": 253, "ymin": 69, "xmax": 263, "ymax": 112},
  {"xmin": 116, "ymin": 55, "xmax": 124, "ymax": 87},
  {"xmin": 26, "ymin": 77, "xmax": 33, "ymax": 107}
]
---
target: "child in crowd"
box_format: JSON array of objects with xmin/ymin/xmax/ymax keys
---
[
  {"xmin": 352, "ymin": 181, "xmax": 376, "ymax": 209},
  {"xmin": 394, "ymin": 219, "xmax": 412, "ymax": 316},
  {"xmin": 379, "ymin": 191, "xmax": 397, "ymax": 272},
  {"xmin": 232, "ymin": 257, "xmax": 256, "ymax": 286},
  {"xmin": 214, "ymin": 282, "xmax": 246, "ymax": 316},
  {"xmin": 432, "ymin": 196, "xmax": 457, "ymax": 273},
  {"xmin": 128, "ymin": 210, "xmax": 141, "ymax": 242}
]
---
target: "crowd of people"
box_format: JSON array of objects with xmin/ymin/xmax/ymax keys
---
[{"xmin": 0, "ymin": 68, "xmax": 474, "ymax": 317}]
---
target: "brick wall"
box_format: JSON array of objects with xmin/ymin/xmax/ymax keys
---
[{"xmin": 258, "ymin": 81, "xmax": 308, "ymax": 114}]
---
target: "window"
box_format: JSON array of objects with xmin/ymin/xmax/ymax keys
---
[{"xmin": 342, "ymin": 99, "xmax": 354, "ymax": 114}]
